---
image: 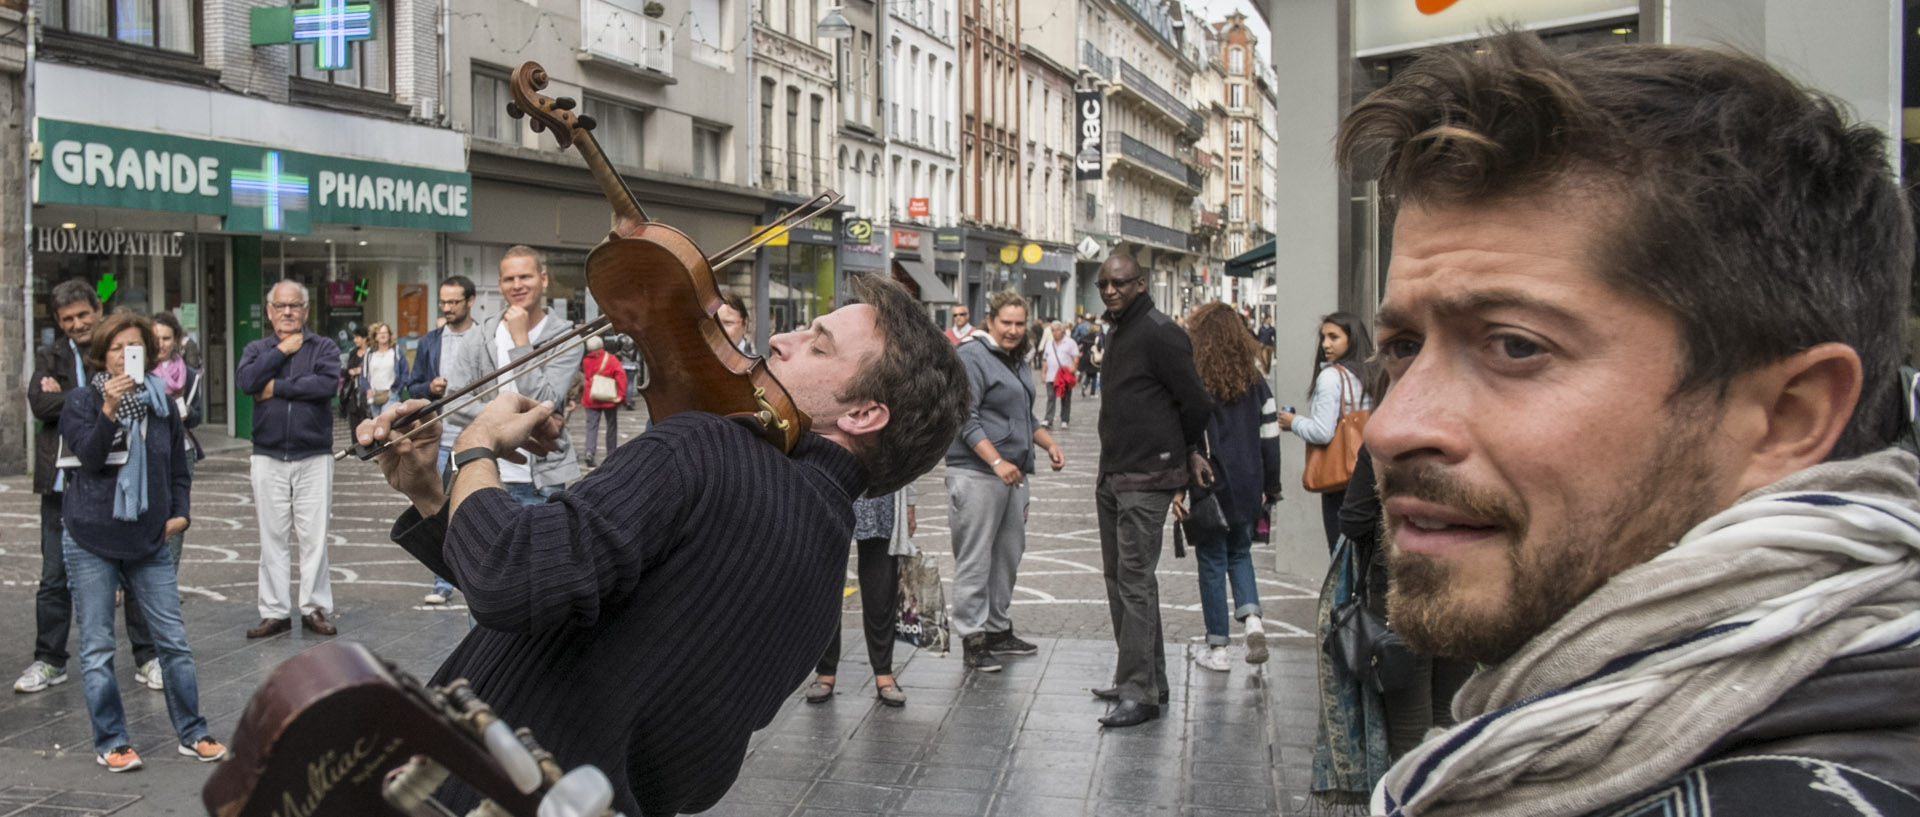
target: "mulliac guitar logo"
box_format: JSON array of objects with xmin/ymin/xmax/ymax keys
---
[
  {"xmin": 269, "ymin": 734, "xmax": 403, "ymax": 817},
  {"xmin": 1075, "ymin": 90, "xmax": 1105, "ymax": 181}
]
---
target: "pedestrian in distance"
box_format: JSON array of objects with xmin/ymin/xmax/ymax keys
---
[
  {"xmin": 359, "ymin": 322, "xmax": 409, "ymax": 419},
  {"xmin": 237, "ymin": 280, "xmax": 342, "ymax": 639},
  {"xmin": 805, "ymin": 486, "xmax": 917, "ymax": 707},
  {"xmin": 946, "ymin": 290, "xmax": 1065, "ymax": 672},
  {"xmin": 1090, "ymin": 255, "xmax": 1214, "ymax": 728},
  {"xmin": 1173, "ymin": 302, "xmax": 1281, "ymax": 672},
  {"xmin": 1278, "ymin": 312, "xmax": 1374, "ymax": 551},
  {"xmin": 579, "ymin": 335, "xmax": 628, "ymax": 468},
  {"xmin": 59, "ymin": 309, "xmax": 227, "ymax": 772},
  {"xmin": 1040, "ymin": 321, "xmax": 1080, "ymax": 429}
]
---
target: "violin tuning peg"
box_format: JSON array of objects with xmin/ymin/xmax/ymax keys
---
[
  {"xmin": 530, "ymin": 120, "xmax": 547, "ymax": 133},
  {"xmin": 505, "ymin": 102, "xmax": 524, "ymax": 120},
  {"xmin": 576, "ymin": 115, "xmax": 598, "ymax": 131},
  {"xmin": 554, "ymin": 96, "xmax": 577, "ymax": 110}
]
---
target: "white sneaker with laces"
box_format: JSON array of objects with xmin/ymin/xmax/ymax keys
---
[
  {"xmin": 1194, "ymin": 645, "xmax": 1233, "ymax": 672},
  {"xmin": 13, "ymin": 660, "xmax": 67, "ymax": 693},
  {"xmin": 136, "ymin": 659, "xmax": 164, "ymax": 691},
  {"xmin": 423, "ymin": 592, "xmax": 448, "ymax": 605}
]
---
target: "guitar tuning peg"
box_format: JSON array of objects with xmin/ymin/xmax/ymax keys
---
[
  {"xmin": 576, "ymin": 115, "xmax": 598, "ymax": 131},
  {"xmin": 505, "ymin": 102, "xmax": 524, "ymax": 120},
  {"xmin": 554, "ymin": 96, "xmax": 577, "ymax": 110},
  {"xmin": 530, "ymin": 120, "xmax": 547, "ymax": 133}
]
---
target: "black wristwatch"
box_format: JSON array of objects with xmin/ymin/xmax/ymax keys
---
[{"xmin": 451, "ymin": 446, "xmax": 499, "ymax": 471}]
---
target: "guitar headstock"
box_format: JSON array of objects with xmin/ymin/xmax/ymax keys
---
[{"xmin": 506, "ymin": 62, "xmax": 596, "ymax": 149}]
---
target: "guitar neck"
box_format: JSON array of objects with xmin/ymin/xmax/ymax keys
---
[{"xmin": 572, "ymin": 130, "xmax": 649, "ymax": 232}]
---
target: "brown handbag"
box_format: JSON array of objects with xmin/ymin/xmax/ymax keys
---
[{"xmin": 1302, "ymin": 365, "xmax": 1370, "ymax": 494}]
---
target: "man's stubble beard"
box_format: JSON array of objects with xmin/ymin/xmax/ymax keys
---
[{"xmin": 1383, "ymin": 412, "xmax": 1724, "ymax": 666}]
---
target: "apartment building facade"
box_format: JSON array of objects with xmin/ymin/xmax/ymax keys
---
[
  {"xmin": 882, "ymin": 0, "xmax": 963, "ymax": 317},
  {"xmin": 957, "ymin": 0, "xmax": 1022, "ymax": 315}
]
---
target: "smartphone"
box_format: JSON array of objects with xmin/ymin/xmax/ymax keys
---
[
  {"xmin": 123, "ymin": 344, "xmax": 144, "ymax": 376},
  {"xmin": 1281, "ymin": 405, "xmax": 1295, "ymax": 414}
]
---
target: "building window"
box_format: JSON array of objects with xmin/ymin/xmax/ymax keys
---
[
  {"xmin": 292, "ymin": 1, "xmax": 392, "ymax": 92},
  {"xmin": 690, "ymin": 0, "xmax": 725, "ymax": 56},
  {"xmin": 1229, "ymin": 193, "xmax": 1244, "ymax": 222},
  {"xmin": 1229, "ymin": 157, "xmax": 1243, "ymax": 184},
  {"xmin": 472, "ymin": 67, "xmax": 518, "ymax": 143},
  {"xmin": 810, "ymin": 94, "xmax": 824, "ymax": 189},
  {"xmin": 693, "ymin": 124, "xmax": 726, "ymax": 181},
  {"xmin": 1228, "ymin": 84, "xmax": 1245, "ymax": 110},
  {"xmin": 1228, "ymin": 45, "xmax": 1244, "ymax": 74},
  {"xmin": 1229, "ymin": 232, "xmax": 1244, "ymax": 255},
  {"xmin": 50, "ymin": 0, "xmax": 196, "ymax": 54},
  {"xmin": 585, "ymin": 97, "xmax": 647, "ymax": 168},
  {"xmin": 1229, "ymin": 120, "xmax": 1245, "ymax": 147},
  {"xmin": 786, "ymin": 86, "xmax": 801, "ymax": 190},
  {"xmin": 760, "ymin": 79, "xmax": 777, "ymax": 184}
]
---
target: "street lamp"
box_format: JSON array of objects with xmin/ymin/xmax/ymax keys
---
[{"xmin": 816, "ymin": 7, "xmax": 854, "ymax": 39}]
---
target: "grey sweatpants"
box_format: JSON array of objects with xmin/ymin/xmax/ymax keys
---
[
  {"xmin": 946, "ymin": 467, "xmax": 1030, "ymax": 639},
  {"xmin": 1097, "ymin": 479, "xmax": 1172, "ymax": 706}
]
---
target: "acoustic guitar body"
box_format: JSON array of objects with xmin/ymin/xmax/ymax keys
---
[{"xmin": 202, "ymin": 640, "xmax": 539, "ymax": 817}]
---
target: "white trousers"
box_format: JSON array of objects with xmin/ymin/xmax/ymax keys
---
[{"xmin": 250, "ymin": 454, "xmax": 333, "ymax": 619}]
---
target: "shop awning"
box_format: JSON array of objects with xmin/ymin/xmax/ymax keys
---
[
  {"xmin": 893, "ymin": 255, "xmax": 958, "ymax": 304},
  {"xmin": 1225, "ymin": 239, "xmax": 1275, "ymax": 278}
]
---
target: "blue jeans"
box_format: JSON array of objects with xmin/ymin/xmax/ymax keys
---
[
  {"xmin": 61, "ymin": 532, "xmax": 209, "ymax": 756},
  {"xmin": 1193, "ymin": 521, "xmax": 1262, "ymax": 646},
  {"xmin": 505, "ymin": 482, "xmax": 558, "ymax": 506}
]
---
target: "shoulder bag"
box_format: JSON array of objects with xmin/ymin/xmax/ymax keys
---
[
  {"xmin": 1179, "ymin": 429, "xmax": 1230, "ymax": 545},
  {"xmin": 1302, "ymin": 365, "xmax": 1370, "ymax": 494},
  {"xmin": 1324, "ymin": 534, "xmax": 1416, "ymax": 694}
]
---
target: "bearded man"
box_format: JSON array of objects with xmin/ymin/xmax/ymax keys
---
[{"xmin": 1343, "ymin": 32, "xmax": 1920, "ymax": 817}]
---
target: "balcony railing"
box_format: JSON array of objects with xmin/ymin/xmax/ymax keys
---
[
  {"xmin": 1118, "ymin": 133, "xmax": 1186, "ymax": 184},
  {"xmin": 1081, "ymin": 40, "xmax": 1114, "ymax": 79},
  {"xmin": 581, "ymin": 0, "xmax": 675, "ymax": 76},
  {"xmin": 1119, "ymin": 214, "xmax": 1192, "ymax": 252},
  {"xmin": 1118, "ymin": 60, "xmax": 1202, "ymax": 134},
  {"xmin": 1186, "ymin": 164, "xmax": 1204, "ymax": 190}
]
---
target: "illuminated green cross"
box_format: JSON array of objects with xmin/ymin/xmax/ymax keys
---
[{"xmin": 251, "ymin": 0, "xmax": 378, "ymax": 72}]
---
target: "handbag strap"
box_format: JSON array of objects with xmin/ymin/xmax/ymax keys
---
[{"xmin": 1332, "ymin": 364, "xmax": 1358, "ymax": 416}]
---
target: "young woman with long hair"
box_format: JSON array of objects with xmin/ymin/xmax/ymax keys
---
[{"xmin": 1277, "ymin": 312, "xmax": 1374, "ymax": 550}]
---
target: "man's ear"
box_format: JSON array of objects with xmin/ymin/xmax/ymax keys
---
[
  {"xmin": 835, "ymin": 399, "xmax": 890, "ymax": 438},
  {"xmin": 1727, "ymin": 342, "xmax": 1861, "ymax": 495}
]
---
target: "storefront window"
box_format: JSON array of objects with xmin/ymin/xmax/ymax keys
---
[
  {"xmin": 768, "ymin": 244, "xmax": 835, "ymax": 333},
  {"xmin": 271, "ymin": 227, "xmax": 441, "ymax": 359}
]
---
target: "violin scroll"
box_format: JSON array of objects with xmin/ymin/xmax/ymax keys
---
[{"xmin": 507, "ymin": 62, "xmax": 584, "ymax": 149}]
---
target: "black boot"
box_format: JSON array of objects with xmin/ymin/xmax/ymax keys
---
[
  {"xmin": 962, "ymin": 633, "xmax": 1002, "ymax": 672},
  {"xmin": 1098, "ymin": 700, "xmax": 1161, "ymax": 728}
]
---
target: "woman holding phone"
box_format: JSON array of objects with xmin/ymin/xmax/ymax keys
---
[{"xmin": 59, "ymin": 310, "xmax": 225, "ymax": 773}]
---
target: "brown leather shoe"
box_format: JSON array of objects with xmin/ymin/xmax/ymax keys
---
[
  {"xmin": 301, "ymin": 611, "xmax": 337, "ymax": 636},
  {"xmin": 245, "ymin": 618, "xmax": 291, "ymax": 639}
]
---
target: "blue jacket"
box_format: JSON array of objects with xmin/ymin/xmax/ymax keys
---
[
  {"xmin": 356, "ymin": 345, "xmax": 411, "ymax": 400},
  {"xmin": 60, "ymin": 382, "xmax": 191, "ymax": 560},
  {"xmin": 236, "ymin": 331, "xmax": 341, "ymax": 460},
  {"xmin": 406, "ymin": 326, "xmax": 445, "ymax": 398},
  {"xmin": 1203, "ymin": 378, "xmax": 1282, "ymax": 525}
]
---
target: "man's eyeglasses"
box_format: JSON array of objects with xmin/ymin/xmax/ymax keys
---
[
  {"xmin": 268, "ymin": 302, "xmax": 308, "ymax": 312},
  {"xmin": 1095, "ymin": 277, "xmax": 1143, "ymax": 291}
]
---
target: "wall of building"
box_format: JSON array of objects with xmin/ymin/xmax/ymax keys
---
[{"xmin": 0, "ymin": 7, "xmax": 25, "ymax": 475}]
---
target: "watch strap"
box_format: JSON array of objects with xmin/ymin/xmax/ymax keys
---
[{"xmin": 452, "ymin": 446, "xmax": 499, "ymax": 470}]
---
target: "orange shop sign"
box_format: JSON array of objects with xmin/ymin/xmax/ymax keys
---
[
  {"xmin": 893, "ymin": 230, "xmax": 922, "ymax": 250},
  {"xmin": 907, "ymin": 197, "xmax": 930, "ymax": 218}
]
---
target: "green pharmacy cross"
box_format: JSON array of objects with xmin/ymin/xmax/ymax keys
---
[
  {"xmin": 231, "ymin": 151, "xmax": 310, "ymax": 232},
  {"xmin": 251, "ymin": 0, "xmax": 378, "ymax": 72}
]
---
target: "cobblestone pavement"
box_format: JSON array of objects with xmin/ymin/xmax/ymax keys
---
[{"xmin": 0, "ymin": 378, "xmax": 1333, "ymax": 815}]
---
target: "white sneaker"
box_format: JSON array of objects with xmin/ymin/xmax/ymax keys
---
[
  {"xmin": 135, "ymin": 659, "xmax": 165, "ymax": 691},
  {"xmin": 13, "ymin": 661, "xmax": 67, "ymax": 693},
  {"xmin": 1194, "ymin": 645, "xmax": 1233, "ymax": 672},
  {"xmin": 423, "ymin": 592, "xmax": 447, "ymax": 605}
]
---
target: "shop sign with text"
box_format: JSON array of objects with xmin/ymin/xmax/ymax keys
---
[
  {"xmin": 893, "ymin": 230, "xmax": 922, "ymax": 250},
  {"xmin": 907, "ymin": 197, "xmax": 930, "ymax": 218},
  {"xmin": 1075, "ymin": 91, "xmax": 1105, "ymax": 181},
  {"xmin": 37, "ymin": 119, "xmax": 472, "ymax": 234},
  {"xmin": 36, "ymin": 227, "xmax": 185, "ymax": 257}
]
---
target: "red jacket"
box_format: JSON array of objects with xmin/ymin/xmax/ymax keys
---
[{"xmin": 581, "ymin": 350, "xmax": 629, "ymax": 409}]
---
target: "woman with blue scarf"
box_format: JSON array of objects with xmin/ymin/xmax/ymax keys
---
[{"xmin": 59, "ymin": 311, "xmax": 225, "ymax": 773}]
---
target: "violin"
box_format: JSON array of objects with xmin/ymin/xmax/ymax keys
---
[{"xmin": 342, "ymin": 62, "xmax": 838, "ymax": 461}]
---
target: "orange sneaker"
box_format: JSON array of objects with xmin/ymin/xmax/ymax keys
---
[
  {"xmin": 179, "ymin": 737, "xmax": 228, "ymax": 762},
  {"xmin": 97, "ymin": 745, "xmax": 142, "ymax": 772}
]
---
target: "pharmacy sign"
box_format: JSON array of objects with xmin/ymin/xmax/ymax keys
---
[
  {"xmin": 251, "ymin": 0, "xmax": 378, "ymax": 72},
  {"xmin": 37, "ymin": 119, "xmax": 471, "ymax": 234}
]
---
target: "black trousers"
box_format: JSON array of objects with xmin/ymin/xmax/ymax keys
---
[
  {"xmin": 37, "ymin": 492, "xmax": 155, "ymax": 667},
  {"xmin": 1320, "ymin": 491, "xmax": 1343, "ymax": 553},
  {"xmin": 816, "ymin": 537, "xmax": 899, "ymax": 677}
]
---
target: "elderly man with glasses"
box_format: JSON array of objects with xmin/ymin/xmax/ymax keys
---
[{"xmin": 235, "ymin": 280, "xmax": 342, "ymax": 639}]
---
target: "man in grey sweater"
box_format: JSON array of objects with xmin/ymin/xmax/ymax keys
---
[
  {"xmin": 441, "ymin": 246, "xmax": 581, "ymax": 503},
  {"xmin": 945, "ymin": 290, "xmax": 1065, "ymax": 672}
]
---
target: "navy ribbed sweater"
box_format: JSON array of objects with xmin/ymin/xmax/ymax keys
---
[{"xmin": 390, "ymin": 412, "xmax": 865, "ymax": 816}]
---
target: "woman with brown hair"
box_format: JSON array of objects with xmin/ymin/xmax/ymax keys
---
[
  {"xmin": 358, "ymin": 322, "xmax": 409, "ymax": 418},
  {"xmin": 1175, "ymin": 302, "xmax": 1282, "ymax": 671}
]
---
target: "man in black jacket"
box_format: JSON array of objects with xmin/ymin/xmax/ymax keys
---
[
  {"xmin": 1090, "ymin": 254, "xmax": 1213, "ymax": 727},
  {"xmin": 15, "ymin": 281, "xmax": 162, "ymax": 694}
]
